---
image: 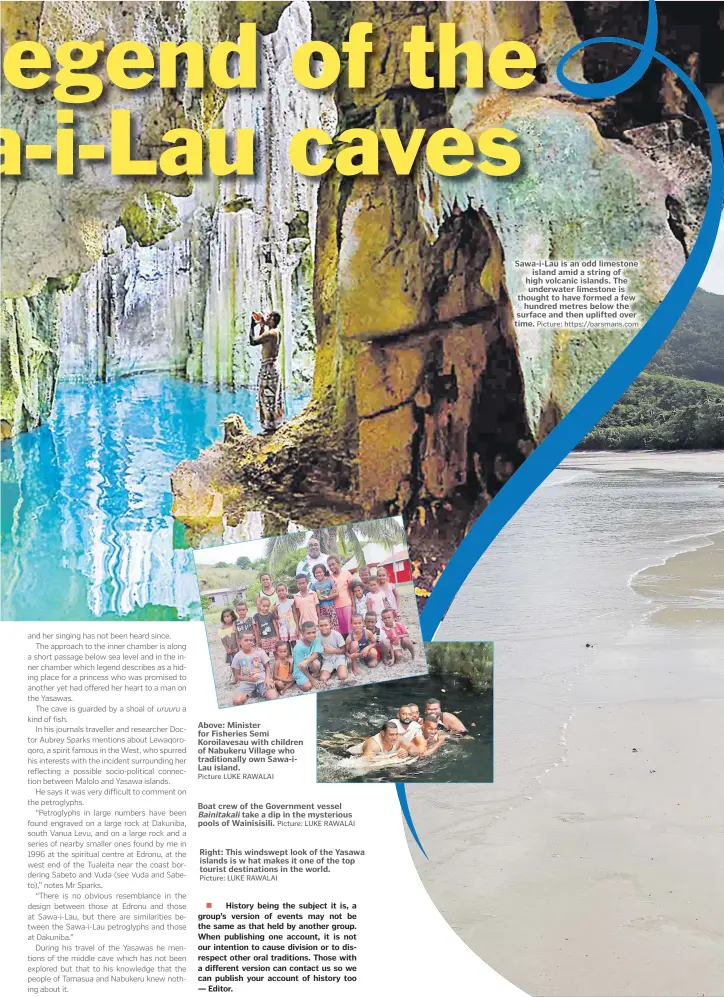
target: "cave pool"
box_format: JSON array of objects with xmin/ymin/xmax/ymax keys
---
[{"xmin": 1, "ymin": 375, "xmax": 309, "ymax": 621}]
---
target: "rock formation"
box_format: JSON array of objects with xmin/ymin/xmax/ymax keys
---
[
  {"xmin": 1, "ymin": 283, "xmax": 63, "ymax": 437},
  {"xmin": 1, "ymin": 1, "xmax": 717, "ymax": 567},
  {"xmin": 170, "ymin": 1, "xmax": 713, "ymax": 569},
  {"xmin": 1, "ymin": 1, "xmax": 328, "ymax": 428}
]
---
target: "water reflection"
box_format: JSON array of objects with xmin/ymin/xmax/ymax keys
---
[{"xmin": 1, "ymin": 375, "xmax": 308, "ymax": 620}]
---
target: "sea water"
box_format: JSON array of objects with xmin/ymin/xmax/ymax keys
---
[
  {"xmin": 1, "ymin": 375, "xmax": 309, "ymax": 621},
  {"xmin": 436, "ymin": 450, "xmax": 724, "ymax": 799}
]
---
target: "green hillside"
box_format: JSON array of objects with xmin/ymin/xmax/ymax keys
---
[
  {"xmin": 646, "ymin": 288, "xmax": 724, "ymax": 384},
  {"xmin": 580, "ymin": 373, "xmax": 724, "ymax": 450},
  {"xmin": 195, "ymin": 564, "xmax": 256, "ymax": 594},
  {"xmin": 580, "ymin": 287, "xmax": 724, "ymax": 450}
]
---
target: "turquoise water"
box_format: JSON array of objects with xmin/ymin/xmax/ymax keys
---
[{"xmin": 1, "ymin": 375, "xmax": 308, "ymax": 621}]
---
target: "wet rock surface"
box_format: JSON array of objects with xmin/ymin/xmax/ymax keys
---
[{"xmin": 1, "ymin": 1, "xmax": 716, "ymax": 576}]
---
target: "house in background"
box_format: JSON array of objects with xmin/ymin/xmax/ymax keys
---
[
  {"xmin": 202, "ymin": 586, "xmax": 246, "ymax": 607},
  {"xmin": 342, "ymin": 542, "xmax": 412, "ymax": 584}
]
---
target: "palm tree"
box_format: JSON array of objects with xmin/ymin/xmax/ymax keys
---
[
  {"xmin": 336, "ymin": 518, "xmax": 406, "ymax": 570},
  {"xmin": 263, "ymin": 528, "xmax": 338, "ymax": 576},
  {"xmin": 264, "ymin": 518, "xmax": 406, "ymax": 576}
]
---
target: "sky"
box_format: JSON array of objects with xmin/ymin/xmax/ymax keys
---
[
  {"xmin": 699, "ymin": 208, "xmax": 724, "ymax": 294},
  {"xmin": 193, "ymin": 533, "xmax": 311, "ymax": 566}
]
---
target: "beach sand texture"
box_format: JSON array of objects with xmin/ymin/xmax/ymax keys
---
[{"xmin": 409, "ymin": 452, "xmax": 724, "ymax": 997}]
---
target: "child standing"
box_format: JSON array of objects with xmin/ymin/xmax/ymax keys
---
[
  {"xmin": 271, "ymin": 640, "xmax": 295, "ymax": 695},
  {"xmin": 253, "ymin": 596, "xmax": 279, "ymax": 656},
  {"xmin": 380, "ymin": 607, "xmax": 415, "ymax": 664},
  {"xmin": 234, "ymin": 601, "xmax": 254, "ymax": 640},
  {"xmin": 311, "ymin": 564, "xmax": 340, "ymax": 631},
  {"xmin": 293, "ymin": 573, "xmax": 319, "ymax": 633},
  {"xmin": 219, "ymin": 609, "xmax": 239, "ymax": 667},
  {"xmin": 256, "ymin": 572, "xmax": 278, "ymax": 611},
  {"xmin": 327, "ymin": 554, "xmax": 354, "ymax": 638},
  {"xmin": 365, "ymin": 574, "xmax": 390, "ymax": 630},
  {"xmin": 375, "ymin": 566, "xmax": 399, "ymax": 617},
  {"xmin": 274, "ymin": 582, "xmax": 298, "ymax": 647},
  {"xmin": 351, "ymin": 581, "xmax": 368, "ymax": 620}
]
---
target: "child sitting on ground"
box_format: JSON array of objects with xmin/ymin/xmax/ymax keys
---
[
  {"xmin": 380, "ymin": 607, "xmax": 415, "ymax": 665},
  {"xmin": 253, "ymin": 596, "xmax": 279, "ymax": 655},
  {"xmin": 291, "ymin": 620, "xmax": 323, "ymax": 693},
  {"xmin": 230, "ymin": 632, "xmax": 277, "ymax": 704},
  {"xmin": 317, "ymin": 616, "xmax": 348, "ymax": 682},
  {"xmin": 271, "ymin": 640, "xmax": 295, "ymax": 694},
  {"xmin": 346, "ymin": 613, "xmax": 379, "ymax": 673},
  {"xmin": 364, "ymin": 611, "xmax": 392, "ymax": 665}
]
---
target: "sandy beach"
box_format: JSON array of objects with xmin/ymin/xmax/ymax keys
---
[
  {"xmin": 409, "ymin": 451, "xmax": 724, "ymax": 997},
  {"xmin": 207, "ymin": 582, "xmax": 427, "ymax": 708}
]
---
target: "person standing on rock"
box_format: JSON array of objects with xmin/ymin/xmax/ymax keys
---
[{"xmin": 249, "ymin": 311, "xmax": 284, "ymax": 433}]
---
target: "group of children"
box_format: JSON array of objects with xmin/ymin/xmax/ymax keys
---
[{"xmin": 217, "ymin": 559, "xmax": 417, "ymax": 705}]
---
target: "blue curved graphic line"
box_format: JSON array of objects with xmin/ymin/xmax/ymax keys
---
[
  {"xmin": 398, "ymin": 29, "xmax": 724, "ymax": 854},
  {"xmin": 421, "ymin": 45, "xmax": 723, "ymax": 644},
  {"xmin": 395, "ymin": 783, "xmax": 428, "ymax": 858},
  {"xmin": 557, "ymin": 0, "xmax": 657, "ymax": 98}
]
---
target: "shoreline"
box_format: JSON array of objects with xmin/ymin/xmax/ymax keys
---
[
  {"xmin": 626, "ymin": 526, "xmax": 724, "ymax": 598},
  {"xmin": 411, "ymin": 451, "xmax": 724, "ymax": 996},
  {"xmin": 564, "ymin": 449, "xmax": 724, "ymax": 473},
  {"xmin": 414, "ymin": 618, "xmax": 724, "ymax": 996}
]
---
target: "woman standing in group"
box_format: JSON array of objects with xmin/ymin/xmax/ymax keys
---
[{"xmin": 327, "ymin": 553, "xmax": 354, "ymax": 638}]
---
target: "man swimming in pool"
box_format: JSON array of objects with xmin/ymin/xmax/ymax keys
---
[
  {"xmin": 424, "ymin": 697, "xmax": 467, "ymax": 733},
  {"xmin": 361, "ymin": 720, "xmax": 408, "ymax": 760},
  {"xmin": 393, "ymin": 704, "xmax": 422, "ymax": 748},
  {"xmin": 407, "ymin": 714, "xmax": 449, "ymax": 756}
]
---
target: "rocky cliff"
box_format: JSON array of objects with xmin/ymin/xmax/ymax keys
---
[
  {"xmin": 170, "ymin": 0, "xmax": 714, "ymax": 567},
  {"xmin": 1, "ymin": 0, "xmax": 325, "ymax": 432},
  {"xmin": 1, "ymin": 283, "xmax": 63, "ymax": 437},
  {"xmin": 1, "ymin": 1, "xmax": 717, "ymax": 567}
]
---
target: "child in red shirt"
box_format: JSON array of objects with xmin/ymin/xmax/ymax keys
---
[{"xmin": 380, "ymin": 608, "xmax": 415, "ymax": 664}]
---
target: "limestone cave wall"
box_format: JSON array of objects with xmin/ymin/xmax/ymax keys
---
[
  {"xmin": 171, "ymin": 0, "xmax": 715, "ymax": 568},
  {"xmin": 1, "ymin": 0, "xmax": 325, "ymax": 433},
  {"xmin": 0, "ymin": 1, "xmax": 717, "ymax": 567}
]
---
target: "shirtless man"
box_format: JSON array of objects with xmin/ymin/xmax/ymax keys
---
[
  {"xmin": 361, "ymin": 720, "xmax": 407, "ymax": 760},
  {"xmin": 407, "ymin": 714, "xmax": 448, "ymax": 756},
  {"xmin": 424, "ymin": 697, "xmax": 467, "ymax": 733},
  {"xmin": 249, "ymin": 310, "xmax": 284, "ymax": 432}
]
